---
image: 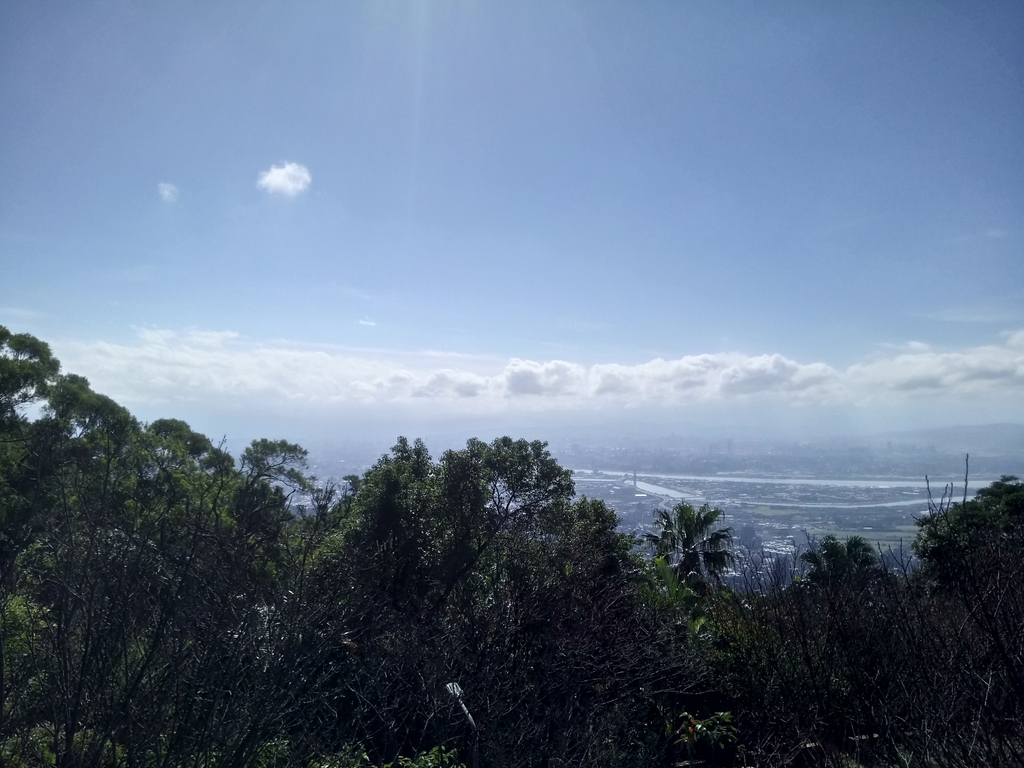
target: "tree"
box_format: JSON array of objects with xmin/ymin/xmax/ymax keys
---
[
  {"xmin": 914, "ymin": 474, "xmax": 1024, "ymax": 585},
  {"xmin": 0, "ymin": 325, "xmax": 60, "ymax": 424},
  {"xmin": 913, "ymin": 475, "xmax": 1024, "ymax": 707},
  {"xmin": 646, "ymin": 502, "xmax": 733, "ymax": 587},
  {"xmin": 0, "ymin": 326, "xmax": 62, "ymax": 582},
  {"xmin": 799, "ymin": 535, "xmax": 878, "ymax": 587}
]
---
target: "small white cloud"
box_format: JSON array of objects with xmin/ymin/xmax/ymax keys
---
[
  {"xmin": 257, "ymin": 162, "xmax": 311, "ymax": 196},
  {"xmin": 358, "ymin": 318, "xmax": 376, "ymax": 327},
  {"xmin": 158, "ymin": 183, "xmax": 179, "ymax": 203}
]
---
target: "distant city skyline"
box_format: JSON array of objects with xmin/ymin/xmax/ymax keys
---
[{"xmin": 2, "ymin": 2, "xmax": 1022, "ymax": 442}]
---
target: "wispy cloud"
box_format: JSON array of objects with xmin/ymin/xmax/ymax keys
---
[
  {"xmin": 158, "ymin": 183, "xmax": 179, "ymax": 203},
  {"xmin": 918, "ymin": 305, "xmax": 1024, "ymax": 324},
  {"xmin": 879, "ymin": 341, "xmax": 932, "ymax": 353},
  {"xmin": 0, "ymin": 307, "xmax": 45, "ymax": 320},
  {"xmin": 257, "ymin": 162, "xmax": 311, "ymax": 196},
  {"xmin": 358, "ymin": 318, "xmax": 376, "ymax": 327},
  {"xmin": 51, "ymin": 330, "xmax": 1024, "ymax": 418},
  {"xmin": 106, "ymin": 264, "xmax": 156, "ymax": 283}
]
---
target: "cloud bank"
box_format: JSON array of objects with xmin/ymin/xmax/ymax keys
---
[
  {"xmin": 53, "ymin": 330, "xmax": 1024, "ymax": 420},
  {"xmin": 257, "ymin": 163, "xmax": 311, "ymax": 196}
]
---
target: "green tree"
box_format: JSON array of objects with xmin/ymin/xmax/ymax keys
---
[
  {"xmin": 0, "ymin": 326, "xmax": 62, "ymax": 581},
  {"xmin": 914, "ymin": 474, "xmax": 1024, "ymax": 584},
  {"xmin": 913, "ymin": 475, "xmax": 1024, "ymax": 706},
  {"xmin": 799, "ymin": 535, "xmax": 878, "ymax": 586},
  {"xmin": 646, "ymin": 502, "xmax": 733, "ymax": 586},
  {"xmin": 0, "ymin": 325, "xmax": 60, "ymax": 423}
]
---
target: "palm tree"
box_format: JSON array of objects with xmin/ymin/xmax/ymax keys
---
[
  {"xmin": 800, "ymin": 535, "xmax": 878, "ymax": 585},
  {"xmin": 646, "ymin": 502, "xmax": 733, "ymax": 585}
]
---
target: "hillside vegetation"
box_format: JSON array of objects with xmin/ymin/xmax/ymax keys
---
[{"xmin": 1, "ymin": 326, "xmax": 1022, "ymax": 767}]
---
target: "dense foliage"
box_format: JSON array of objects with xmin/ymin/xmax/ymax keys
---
[{"xmin": 1, "ymin": 326, "xmax": 1022, "ymax": 767}]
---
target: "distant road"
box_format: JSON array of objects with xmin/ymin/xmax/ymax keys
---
[{"xmin": 633, "ymin": 480, "xmax": 692, "ymax": 511}]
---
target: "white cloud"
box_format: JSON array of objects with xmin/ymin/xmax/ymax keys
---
[
  {"xmin": 504, "ymin": 359, "xmax": 587, "ymax": 396},
  {"xmin": 847, "ymin": 339, "xmax": 1024, "ymax": 399},
  {"xmin": 257, "ymin": 162, "xmax": 311, "ymax": 196},
  {"xmin": 1005, "ymin": 329, "xmax": 1024, "ymax": 349},
  {"xmin": 359, "ymin": 318, "xmax": 376, "ymax": 327},
  {"xmin": 49, "ymin": 330, "xmax": 1024, "ymax": 424},
  {"xmin": 158, "ymin": 183, "xmax": 179, "ymax": 203},
  {"xmin": 414, "ymin": 370, "xmax": 490, "ymax": 398}
]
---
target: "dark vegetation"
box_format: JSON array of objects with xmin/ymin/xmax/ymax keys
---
[{"xmin": 2, "ymin": 325, "xmax": 1023, "ymax": 767}]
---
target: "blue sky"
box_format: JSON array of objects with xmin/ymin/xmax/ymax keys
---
[{"xmin": 2, "ymin": 1, "xmax": 1022, "ymax": 443}]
